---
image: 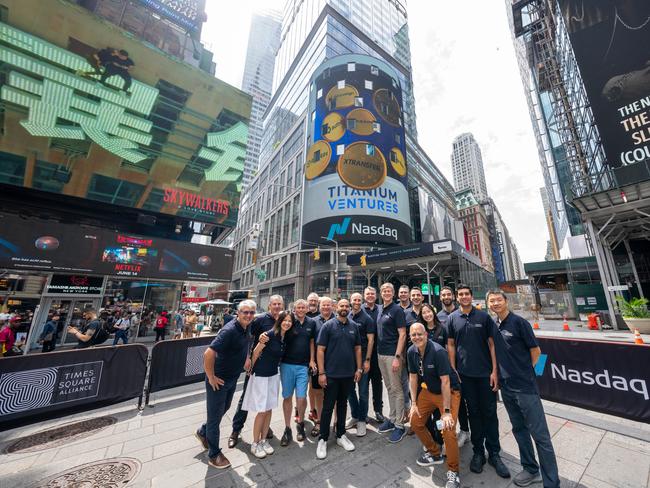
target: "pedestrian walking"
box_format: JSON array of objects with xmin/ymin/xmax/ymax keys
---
[
  {"xmin": 154, "ymin": 311, "xmax": 168, "ymax": 342},
  {"xmin": 113, "ymin": 313, "xmax": 131, "ymax": 345},
  {"xmin": 39, "ymin": 313, "xmax": 59, "ymax": 353}
]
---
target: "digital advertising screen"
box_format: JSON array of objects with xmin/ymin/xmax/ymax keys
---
[
  {"xmin": 558, "ymin": 1, "xmax": 650, "ymax": 172},
  {"xmin": 302, "ymin": 54, "xmax": 412, "ymax": 247},
  {"xmin": 0, "ymin": 214, "xmax": 233, "ymax": 282}
]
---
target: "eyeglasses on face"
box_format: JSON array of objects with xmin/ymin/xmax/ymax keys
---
[{"xmin": 240, "ymin": 311, "xmax": 255, "ymax": 315}]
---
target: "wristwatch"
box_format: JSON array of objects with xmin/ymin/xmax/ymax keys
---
[
  {"xmin": 365, "ymin": 357, "xmax": 371, "ymax": 362},
  {"xmin": 395, "ymin": 354, "xmax": 401, "ymax": 360},
  {"xmin": 444, "ymin": 408, "xmax": 451, "ymax": 414}
]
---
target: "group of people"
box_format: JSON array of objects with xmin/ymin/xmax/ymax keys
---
[{"xmin": 195, "ymin": 284, "xmax": 560, "ymax": 488}]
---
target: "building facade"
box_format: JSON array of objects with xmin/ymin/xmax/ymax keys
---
[
  {"xmin": 241, "ymin": 10, "xmax": 282, "ymax": 190},
  {"xmin": 0, "ymin": 0, "xmax": 251, "ymax": 349},
  {"xmin": 451, "ymin": 132, "xmax": 489, "ymax": 203},
  {"xmin": 456, "ymin": 190, "xmax": 494, "ymax": 274}
]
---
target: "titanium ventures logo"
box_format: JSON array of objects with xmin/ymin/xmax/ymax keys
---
[{"xmin": 327, "ymin": 218, "xmax": 351, "ymax": 241}]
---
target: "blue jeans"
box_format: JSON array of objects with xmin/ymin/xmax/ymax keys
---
[
  {"xmin": 113, "ymin": 329, "xmax": 129, "ymax": 345},
  {"xmin": 501, "ymin": 386, "xmax": 560, "ymax": 488},
  {"xmin": 199, "ymin": 377, "xmax": 238, "ymax": 458},
  {"xmin": 348, "ymin": 372, "xmax": 370, "ymax": 421}
]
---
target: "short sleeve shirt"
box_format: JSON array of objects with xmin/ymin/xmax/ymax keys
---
[
  {"xmin": 317, "ymin": 317, "xmax": 361, "ymax": 378},
  {"xmin": 376, "ymin": 302, "xmax": 406, "ymax": 356},
  {"xmin": 0, "ymin": 326, "xmax": 15, "ymax": 351},
  {"xmin": 253, "ymin": 330, "xmax": 284, "ymax": 377},
  {"xmin": 437, "ymin": 307, "xmax": 457, "ymax": 327},
  {"xmin": 351, "ymin": 309, "xmax": 376, "ymax": 358},
  {"xmin": 425, "ymin": 323, "xmax": 448, "ymax": 349},
  {"xmin": 407, "ymin": 340, "xmax": 454, "ymax": 394},
  {"xmin": 209, "ymin": 320, "xmax": 250, "ymax": 380},
  {"xmin": 494, "ymin": 312, "xmax": 539, "ymax": 393},
  {"xmin": 447, "ymin": 307, "xmax": 496, "ymax": 378},
  {"xmin": 283, "ymin": 316, "xmax": 316, "ymax": 365},
  {"xmin": 314, "ymin": 313, "xmax": 334, "ymax": 340},
  {"xmin": 250, "ymin": 313, "xmax": 276, "ymax": 348},
  {"xmin": 77, "ymin": 320, "xmax": 100, "ymax": 349},
  {"xmin": 306, "ymin": 310, "xmax": 320, "ymax": 318}
]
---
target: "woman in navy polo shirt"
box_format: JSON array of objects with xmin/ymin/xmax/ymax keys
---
[
  {"xmin": 243, "ymin": 310, "xmax": 294, "ymax": 459},
  {"xmin": 418, "ymin": 303, "xmax": 448, "ymax": 348}
]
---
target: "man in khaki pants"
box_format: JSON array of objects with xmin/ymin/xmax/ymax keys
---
[{"xmin": 375, "ymin": 283, "xmax": 408, "ymax": 443}]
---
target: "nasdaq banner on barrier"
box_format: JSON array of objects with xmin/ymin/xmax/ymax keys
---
[
  {"xmin": 302, "ymin": 54, "xmax": 412, "ymax": 247},
  {"xmin": 535, "ymin": 337, "xmax": 650, "ymax": 423},
  {"xmin": 0, "ymin": 344, "xmax": 148, "ymax": 426}
]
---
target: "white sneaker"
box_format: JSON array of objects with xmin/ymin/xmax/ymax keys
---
[
  {"xmin": 336, "ymin": 434, "xmax": 355, "ymax": 452},
  {"xmin": 252, "ymin": 442, "xmax": 266, "ymax": 459},
  {"xmin": 356, "ymin": 421, "xmax": 367, "ymax": 437},
  {"xmin": 345, "ymin": 417, "xmax": 358, "ymax": 430},
  {"xmin": 316, "ymin": 439, "xmax": 327, "ymax": 459},
  {"xmin": 261, "ymin": 439, "xmax": 274, "ymax": 455},
  {"xmin": 457, "ymin": 430, "xmax": 469, "ymax": 448}
]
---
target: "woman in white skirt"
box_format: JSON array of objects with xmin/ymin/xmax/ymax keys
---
[{"xmin": 243, "ymin": 310, "xmax": 294, "ymax": 459}]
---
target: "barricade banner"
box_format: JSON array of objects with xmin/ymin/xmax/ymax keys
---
[
  {"xmin": 148, "ymin": 336, "xmax": 214, "ymax": 394},
  {"xmin": 0, "ymin": 344, "xmax": 148, "ymax": 426},
  {"xmin": 536, "ymin": 337, "xmax": 650, "ymax": 423}
]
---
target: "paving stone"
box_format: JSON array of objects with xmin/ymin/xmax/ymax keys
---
[
  {"xmin": 552, "ymin": 421, "xmax": 604, "ymax": 466},
  {"xmin": 584, "ymin": 439, "xmax": 650, "ymax": 488}
]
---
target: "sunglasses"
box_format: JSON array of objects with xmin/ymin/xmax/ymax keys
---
[
  {"xmin": 418, "ymin": 357, "xmax": 424, "ymax": 377},
  {"xmin": 240, "ymin": 311, "xmax": 255, "ymax": 315}
]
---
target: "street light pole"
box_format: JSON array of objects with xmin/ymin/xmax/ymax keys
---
[{"xmin": 321, "ymin": 236, "xmax": 339, "ymax": 299}]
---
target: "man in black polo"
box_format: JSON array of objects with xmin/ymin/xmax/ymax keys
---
[
  {"xmin": 228, "ymin": 295, "xmax": 284, "ymax": 448},
  {"xmin": 487, "ymin": 290, "xmax": 560, "ymax": 488},
  {"xmin": 196, "ymin": 300, "xmax": 255, "ymax": 469},
  {"xmin": 316, "ymin": 299, "xmax": 362, "ymax": 459},
  {"xmin": 280, "ymin": 299, "xmax": 317, "ymax": 445},
  {"xmin": 398, "ymin": 284, "xmax": 411, "ymax": 311},
  {"xmin": 309, "ymin": 296, "xmax": 334, "ymax": 436},
  {"xmin": 376, "ymin": 283, "xmax": 408, "ymax": 443},
  {"xmin": 346, "ymin": 292, "xmax": 376, "ymax": 437},
  {"xmin": 402, "ymin": 287, "xmax": 425, "ymax": 418},
  {"xmin": 447, "ymin": 284, "xmax": 510, "ymax": 478},
  {"xmin": 363, "ymin": 286, "xmax": 384, "ymax": 423},
  {"xmin": 307, "ymin": 292, "xmax": 320, "ymax": 318},
  {"xmin": 405, "ymin": 287, "xmax": 424, "ymax": 326},
  {"xmin": 438, "ymin": 286, "xmax": 470, "ymax": 448}
]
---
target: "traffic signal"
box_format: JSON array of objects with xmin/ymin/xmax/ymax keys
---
[
  {"xmin": 360, "ymin": 254, "xmax": 367, "ymax": 267},
  {"xmin": 313, "ymin": 248, "xmax": 320, "ymax": 260}
]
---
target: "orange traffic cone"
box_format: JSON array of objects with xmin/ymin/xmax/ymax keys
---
[
  {"xmin": 562, "ymin": 320, "xmax": 570, "ymax": 331},
  {"xmin": 533, "ymin": 322, "xmax": 540, "ymax": 330},
  {"xmin": 634, "ymin": 329, "xmax": 644, "ymax": 345}
]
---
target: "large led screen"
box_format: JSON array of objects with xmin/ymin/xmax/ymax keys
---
[
  {"xmin": 302, "ymin": 55, "xmax": 412, "ymax": 247},
  {"xmin": 558, "ymin": 1, "xmax": 650, "ymax": 172}
]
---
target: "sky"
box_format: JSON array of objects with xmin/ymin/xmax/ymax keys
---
[{"xmin": 202, "ymin": 0, "xmax": 548, "ymax": 264}]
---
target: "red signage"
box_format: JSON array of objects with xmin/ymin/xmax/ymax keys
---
[
  {"xmin": 182, "ymin": 296, "xmax": 207, "ymax": 303},
  {"xmin": 163, "ymin": 188, "xmax": 230, "ymax": 217}
]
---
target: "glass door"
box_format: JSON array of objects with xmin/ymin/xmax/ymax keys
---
[{"xmin": 62, "ymin": 300, "xmax": 100, "ymax": 345}]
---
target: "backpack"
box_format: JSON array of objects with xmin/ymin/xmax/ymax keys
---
[{"xmin": 89, "ymin": 320, "xmax": 110, "ymax": 345}]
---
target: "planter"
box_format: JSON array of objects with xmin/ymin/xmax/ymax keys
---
[{"xmin": 623, "ymin": 317, "xmax": 650, "ymax": 334}]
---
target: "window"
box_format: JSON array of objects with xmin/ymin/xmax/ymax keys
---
[
  {"xmin": 268, "ymin": 214, "xmax": 276, "ymax": 254},
  {"xmin": 87, "ymin": 174, "xmax": 144, "ymax": 207},
  {"xmin": 281, "ymin": 256, "xmax": 288, "ymax": 276},
  {"xmin": 289, "ymin": 253, "xmax": 297, "ymax": 274},
  {"xmin": 273, "ymin": 259, "xmax": 279, "ymax": 279},
  {"xmin": 32, "ymin": 161, "xmax": 66, "ymax": 193},
  {"xmin": 282, "ymin": 204, "xmax": 291, "ymax": 248},
  {"xmin": 0, "ymin": 152, "xmax": 25, "ymax": 186},
  {"xmin": 291, "ymin": 195, "xmax": 301, "ymax": 244},
  {"xmin": 274, "ymin": 209, "xmax": 282, "ymax": 251}
]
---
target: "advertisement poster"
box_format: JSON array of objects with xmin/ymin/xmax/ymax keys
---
[
  {"xmin": 0, "ymin": 214, "xmax": 232, "ymax": 282},
  {"xmin": 558, "ymin": 1, "xmax": 650, "ymax": 171},
  {"xmin": 302, "ymin": 54, "xmax": 412, "ymax": 246}
]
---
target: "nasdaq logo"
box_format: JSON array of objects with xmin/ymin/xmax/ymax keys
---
[
  {"xmin": 327, "ymin": 217, "xmax": 351, "ymax": 240},
  {"xmin": 534, "ymin": 354, "xmax": 548, "ymax": 376}
]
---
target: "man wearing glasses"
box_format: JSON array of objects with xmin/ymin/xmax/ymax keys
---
[
  {"xmin": 447, "ymin": 285, "xmax": 510, "ymax": 478},
  {"xmin": 196, "ymin": 299, "xmax": 256, "ymax": 469},
  {"xmin": 408, "ymin": 322, "xmax": 461, "ymax": 488}
]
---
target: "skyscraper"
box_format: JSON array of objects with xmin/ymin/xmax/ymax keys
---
[
  {"xmin": 451, "ymin": 133, "xmax": 489, "ymax": 203},
  {"xmin": 241, "ymin": 10, "xmax": 282, "ymax": 189}
]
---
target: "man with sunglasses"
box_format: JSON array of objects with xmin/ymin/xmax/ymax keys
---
[{"xmin": 408, "ymin": 322, "xmax": 461, "ymax": 488}]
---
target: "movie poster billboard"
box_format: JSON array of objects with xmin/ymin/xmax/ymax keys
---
[
  {"xmin": 418, "ymin": 188, "xmax": 464, "ymax": 246},
  {"xmin": 0, "ymin": 214, "xmax": 232, "ymax": 282},
  {"xmin": 302, "ymin": 54, "xmax": 412, "ymax": 247},
  {"xmin": 558, "ymin": 1, "xmax": 650, "ymax": 171}
]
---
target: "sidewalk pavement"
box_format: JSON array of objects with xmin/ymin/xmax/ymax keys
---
[{"xmin": 1, "ymin": 380, "xmax": 649, "ymax": 488}]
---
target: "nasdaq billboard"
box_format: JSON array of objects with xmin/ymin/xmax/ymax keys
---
[
  {"xmin": 302, "ymin": 55, "xmax": 412, "ymax": 246},
  {"xmin": 558, "ymin": 1, "xmax": 650, "ymax": 170}
]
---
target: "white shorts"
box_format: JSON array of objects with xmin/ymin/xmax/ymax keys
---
[{"xmin": 241, "ymin": 373, "xmax": 280, "ymax": 412}]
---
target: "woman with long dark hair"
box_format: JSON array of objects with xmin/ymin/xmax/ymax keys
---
[
  {"xmin": 242, "ymin": 310, "xmax": 294, "ymax": 459},
  {"xmin": 417, "ymin": 303, "xmax": 448, "ymax": 348}
]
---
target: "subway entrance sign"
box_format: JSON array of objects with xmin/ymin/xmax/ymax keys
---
[{"xmin": 421, "ymin": 283, "xmax": 439, "ymax": 295}]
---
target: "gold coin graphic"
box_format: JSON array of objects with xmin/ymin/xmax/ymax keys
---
[
  {"xmin": 321, "ymin": 112, "xmax": 345, "ymax": 142},
  {"xmin": 305, "ymin": 140, "xmax": 332, "ymax": 180},
  {"xmin": 372, "ymin": 88, "xmax": 401, "ymax": 126},
  {"xmin": 326, "ymin": 84, "xmax": 359, "ymax": 110},
  {"xmin": 337, "ymin": 141, "xmax": 387, "ymax": 191},
  {"xmin": 389, "ymin": 147, "xmax": 407, "ymax": 177},
  {"xmin": 346, "ymin": 109, "xmax": 377, "ymax": 136}
]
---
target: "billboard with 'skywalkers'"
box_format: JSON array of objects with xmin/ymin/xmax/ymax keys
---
[{"xmin": 302, "ymin": 55, "xmax": 412, "ymax": 247}]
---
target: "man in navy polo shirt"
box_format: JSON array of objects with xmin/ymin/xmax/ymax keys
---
[
  {"xmin": 280, "ymin": 299, "xmax": 317, "ymax": 446},
  {"xmin": 487, "ymin": 290, "xmax": 560, "ymax": 488},
  {"xmin": 309, "ymin": 296, "xmax": 335, "ymax": 436},
  {"xmin": 307, "ymin": 292, "xmax": 320, "ymax": 318},
  {"xmin": 346, "ymin": 292, "xmax": 376, "ymax": 437},
  {"xmin": 196, "ymin": 299, "xmax": 255, "ymax": 469},
  {"xmin": 228, "ymin": 295, "xmax": 284, "ymax": 448},
  {"xmin": 363, "ymin": 286, "xmax": 385, "ymax": 423},
  {"xmin": 315, "ymin": 298, "xmax": 362, "ymax": 459},
  {"xmin": 447, "ymin": 284, "xmax": 510, "ymax": 478},
  {"xmin": 376, "ymin": 282, "xmax": 408, "ymax": 443}
]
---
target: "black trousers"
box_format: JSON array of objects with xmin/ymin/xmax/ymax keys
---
[
  {"xmin": 320, "ymin": 377, "xmax": 354, "ymax": 441},
  {"xmin": 231, "ymin": 373, "xmax": 250, "ymax": 433},
  {"xmin": 155, "ymin": 329, "xmax": 165, "ymax": 342},
  {"xmin": 100, "ymin": 64, "xmax": 132, "ymax": 92},
  {"xmin": 41, "ymin": 341, "xmax": 56, "ymax": 353},
  {"xmin": 369, "ymin": 345, "xmax": 383, "ymax": 415},
  {"xmin": 458, "ymin": 390, "xmax": 470, "ymax": 432},
  {"xmin": 460, "ymin": 375, "xmax": 501, "ymax": 457}
]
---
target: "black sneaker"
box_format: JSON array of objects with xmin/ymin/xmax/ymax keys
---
[
  {"xmin": 280, "ymin": 427, "xmax": 292, "ymax": 447},
  {"xmin": 488, "ymin": 454, "xmax": 511, "ymax": 478},
  {"xmin": 266, "ymin": 427, "xmax": 274, "ymax": 439},
  {"xmin": 375, "ymin": 412, "xmax": 385, "ymax": 423},
  {"xmin": 296, "ymin": 422, "xmax": 306, "ymax": 442},
  {"xmin": 469, "ymin": 453, "xmax": 486, "ymax": 473},
  {"xmin": 416, "ymin": 450, "xmax": 444, "ymax": 467}
]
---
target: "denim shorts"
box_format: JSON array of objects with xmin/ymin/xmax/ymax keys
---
[{"xmin": 280, "ymin": 363, "xmax": 309, "ymax": 399}]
